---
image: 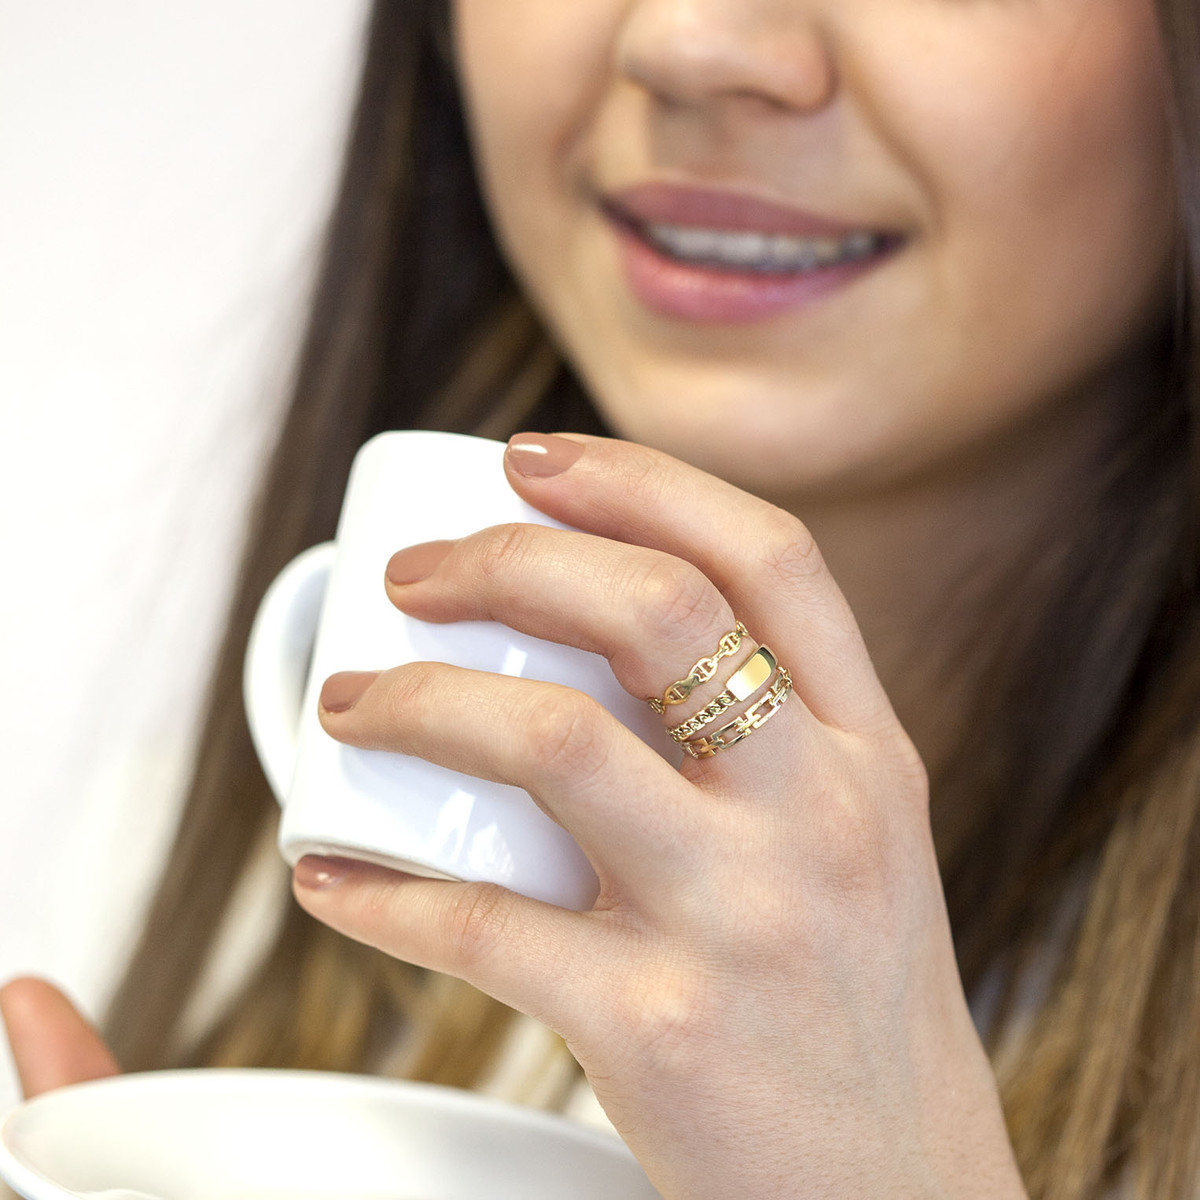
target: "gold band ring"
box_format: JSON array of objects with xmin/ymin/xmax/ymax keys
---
[
  {"xmin": 646, "ymin": 621, "xmax": 750, "ymax": 714},
  {"xmin": 667, "ymin": 646, "xmax": 778, "ymax": 742},
  {"xmin": 680, "ymin": 667, "xmax": 793, "ymax": 759}
]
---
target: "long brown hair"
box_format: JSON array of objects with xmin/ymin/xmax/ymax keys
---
[{"xmin": 106, "ymin": 2, "xmax": 1200, "ymax": 1194}]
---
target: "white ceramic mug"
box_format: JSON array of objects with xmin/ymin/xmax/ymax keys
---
[{"xmin": 244, "ymin": 430, "xmax": 671, "ymax": 910}]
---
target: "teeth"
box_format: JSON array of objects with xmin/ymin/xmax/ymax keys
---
[
  {"xmin": 644, "ymin": 223, "xmax": 883, "ymax": 273},
  {"xmin": 718, "ymin": 231, "xmax": 769, "ymax": 265},
  {"xmin": 768, "ymin": 235, "xmax": 818, "ymax": 270}
]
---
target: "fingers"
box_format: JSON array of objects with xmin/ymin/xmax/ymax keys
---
[
  {"xmin": 291, "ymin": 861, "xmax": 599, "ymax": 1036},
  {"xmin": 385, "ymin": 524, "xmax": 749, "ymax": 716},
  {"xmin": 384, "ymin": 521, "xmax": 816, "ymax": 760},
  {"xmin": 0, "ymin": 978, "xmax": 120, "ymax": 1099},
  {"xmin": 318, "ymin": 665, "xmax": 700, "ymax": 894},
  {"xmin": 501, "ymin": 432, "xmax": 894, "ymax": 734}
]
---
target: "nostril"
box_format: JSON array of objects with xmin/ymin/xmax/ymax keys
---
[{"xmin": 616, "ymin": 3, "xmax": 836, "ymax": 115}]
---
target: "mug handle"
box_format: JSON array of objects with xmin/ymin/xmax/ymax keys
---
[{"xmin": 242, "ymin": 541, "xmax": 338, "ymax": 803}]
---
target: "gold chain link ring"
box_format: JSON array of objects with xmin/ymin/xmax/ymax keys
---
[
  {"xmin": 647, "ymin": 621, "xmax": 750, "ymax": 714},
  {"xmin": 667, "ymin": 645, "xmax": 778, "ymax": 742},
  {"xmin": 680, "ymin": 667, "xmax": 793, "ymax": 759}
]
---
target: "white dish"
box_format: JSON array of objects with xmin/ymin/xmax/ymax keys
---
[{"xmin": 0, "ymin": 1069, "xmax": 659, "ymax": 1199}]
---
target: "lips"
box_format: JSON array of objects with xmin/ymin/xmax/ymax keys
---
[
  {"xmin": 599, "ymin": 182, "xmax": 903, "ymax": 324},
  {"xmin": 606, "ymin": 182, "xmax": 879, "ymax": 238}
]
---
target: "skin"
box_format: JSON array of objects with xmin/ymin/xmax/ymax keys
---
[
  {"xmin": 2, "ymin": 0, "xmax": 1177, "ymax": 1197},
  {"xmin": 300, "ymin": 440, "xmax": 1028, "ymax": 1197},
  {"xmin": 0, "ymin": 978, "xmax": 118, "ymax": 1098},
  {"xmin": 452, "ymin": 0, "xmax": 1174, "ymax": 500},
  {"xmin": 451, "ymin": 0, "xmax": 1176, "ymax": 751}
]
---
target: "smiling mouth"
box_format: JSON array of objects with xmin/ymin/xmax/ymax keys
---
[
  {"xmin": 599, "ymin": 183, "xmax": 905, "ymax": 322},
  {"xmin": 603, "ymin": 201, "xmax": 900, "ymax": 277},
  {"xmin": 644, "ymin": 222, "xmax": 890, "ymax": 274}
]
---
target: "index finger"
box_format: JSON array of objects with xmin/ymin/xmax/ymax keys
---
[
  {"xmin": 0, "ymin": 978, "xmax": 120, "ymax": 1099},
  {"xmin": 502, "ymin": 432, "xmax": 894, "ymax": 735}
]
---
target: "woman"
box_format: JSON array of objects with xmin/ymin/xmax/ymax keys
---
[{"xmin": 3, "ymin": 0, "xmax": 1198, "ymax": 1195}]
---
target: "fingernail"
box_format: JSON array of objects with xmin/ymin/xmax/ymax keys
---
[
  {"xmin": 505, "ymin": 432, "xmax": 584, "ymax": 478},
  {"xmin": 319, "ymin": 670, "xmax": 378, "ymax": 713},
  {"xmin": 386, "ymin": 539, "xmax": 454, "ymax": 585},
  {"xmin": 294, "ymin": 855, "xmax": 356, "ymax": 890}
]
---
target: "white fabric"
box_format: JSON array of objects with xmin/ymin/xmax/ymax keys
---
[{"xmin": 0, "ymin": 0, "xmax": 370, "ymax": 1113}]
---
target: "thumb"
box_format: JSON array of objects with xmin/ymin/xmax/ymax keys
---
[{"xmin": 0, "ymin": 977, "xmax": 120, "ymax": 1099}]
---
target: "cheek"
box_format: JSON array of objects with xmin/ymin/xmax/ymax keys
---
[
  {"xmin": 878, "ymin": 0, "xmax": 1174, "ymax": 381},
  {"xmin": 871, "ymin": 0, "xmax": 1170, "ymax": 212},
  {"xmin": 454, "ymin": 0, "xmax": 616, "ymax": 272}
]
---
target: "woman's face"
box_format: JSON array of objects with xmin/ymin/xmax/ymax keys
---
[{"xmin": 452, "ymin": 0, "xmax": 1175, "ymax": 501}]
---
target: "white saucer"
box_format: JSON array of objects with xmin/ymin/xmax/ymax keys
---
[{"xmin": 0, "ymin": 1069, "xmax": 659, "ymax": 1199}]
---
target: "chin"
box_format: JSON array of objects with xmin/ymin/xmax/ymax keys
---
[{"xmin": 585, "ymin": 367, "xmax": 914, "ymax": 503}]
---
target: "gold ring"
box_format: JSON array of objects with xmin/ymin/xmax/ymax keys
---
[
  {"xmin": 680, "ymin": 667, "xmax": 793, "ymax": 759},
  {"xmin": 646, "ymin": 621, "xmax": 750, "ymax": 714},
  {"xmin": 667, "ymin": 646, "xmax": 778, "ymax": 742}
]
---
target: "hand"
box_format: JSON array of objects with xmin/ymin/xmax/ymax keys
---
[
  {"xmin": 0, "ymin": 977, "xmax": 120, "ymax": 1099},
  {"xmin": 294, "ymin": 433, "xmax": 1028, "ymax": 1199}
]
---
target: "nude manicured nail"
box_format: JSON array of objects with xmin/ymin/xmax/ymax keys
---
[
  {"xmin": 505, "ymin": 432, "xmax": 585, "ymax": 478},
  {"xmin": 319, "ymin": 671, "xmax": 378, "ymax": 713},
  {"xmin": 386, "ymin": 540, "xmax": 454, "ymax": 585},
  {"xmin": 294, "ymin": 855, "xmax": 354, "ymax": 889}
]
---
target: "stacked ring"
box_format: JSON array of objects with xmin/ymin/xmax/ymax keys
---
[
  {"xmin": 679, "ymin": 667, "xmax": 793, "ymax": 759},
  {"xmin": 646, "ymin": 621, "xmax": 749, "ymax": 714},
  {"xmin": 649, "ymin": 622, "xmax": 794, "ymax": 759},
  {"xmin": 667, "ymin": 646, "xmax": 778, "ymax": 742}
]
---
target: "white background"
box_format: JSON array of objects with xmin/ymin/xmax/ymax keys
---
[{"xmin": 0, "ymin": 1, "xmax": 371, "ymax": 1110}]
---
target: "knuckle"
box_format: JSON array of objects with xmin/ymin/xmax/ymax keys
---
[
  {"xmin": 636, "ymin": 990, "xmax": 707, "ymax": 1070},
  {"xmin": 614, "ymin": 448, "xmax": 673, "ymax": 509},
  {"xmin": 759, "ymin": 509, "xmax": 826, "ymax": 590},
  {"xmin": 377, "ymin": 662, "xmax": 444, "ymax": 746},
  {"xmin": 447, "ymin": 882, "xmax": 511, "ymax": 970},
  {"xmin": 605, "ymin": 956, "xmax": 715, "ymax": 1073},
  {"xmin": 383, "ymin": 661, "xmax": 438, "ymax": 714},
  {"xmin": 807, "ymin": 778, "xmax": 896, "ymax": 902},
  {"xmin": 893, "ymin": 732, "xmax": 930, "ymax": 792},
  {"xmin": 472, "ymin": 522, "xmax": 532, "ymax": 585},
  {"xmin": 523, "ymin": 688, "xmax": 610, "ymax": 785},
  {"xmin": 630, "ymin": 556, "xmax": 724, "ymax": 644}
]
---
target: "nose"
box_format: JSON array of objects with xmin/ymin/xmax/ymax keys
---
[{"xmin": 616, "ymin": 0, "xmax": 836, "ymax": 115}]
